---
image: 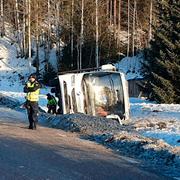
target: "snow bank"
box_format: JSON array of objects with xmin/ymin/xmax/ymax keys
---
[
  {"xmin": 39, "ymin": 113, "xmax": 123, "ymax": 134},
  {"xmin": 0, "ymin": 93, "xmax": 21, "ymax": 108},
  {"xmin": 39, "ymin": 112, "xmax": 180, "ymax": 179}
]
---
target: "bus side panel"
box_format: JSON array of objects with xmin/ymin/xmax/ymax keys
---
[
  {"xmin": 74, "ymin": 74, "xmax": 85, "ymax": 114},
  {"xmin": 58, "ymin": 77, "xmax": 65, "ymax": 114},
  {"xmin": 121, "ymin": 73, "xmax": 130, "ymax": 121},
  {"xmin": 59, "ymin": 74, "xmax": 85, "ymax": 115}
]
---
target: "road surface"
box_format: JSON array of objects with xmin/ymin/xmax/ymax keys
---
[{"xmin": 0, "ymin": 107, "xmax": 170, "ymax": 180}]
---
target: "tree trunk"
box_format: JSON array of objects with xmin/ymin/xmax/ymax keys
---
[
  {"xmin": 0, "ymin": 0, "xmax": 5, "ymax": 37},
  {"xmin": 28, "ymin": 0, "xmax": 31, "ymax": 72},
  {"xmin": 35, "ymin": 1, "xmax": 39, "ymax": 74},
  {"xmin": 15, "ymin": 0, "xmax": 22, "ymax": 57},
  {"xmin": 46, "ymin": 0, "xmax": 51, "ymax": 69},
  {"xmin": 106, "ymin": 0, "xmax": 109, "ymax": 22},
  {"xmin": 71, "ymin": 0, "xmax": 74, "ymax": 68},
  {"xmin": 79, "ymin": 0, "xmax": 84, "ymax": 70},
  {"xmin": 96, "ymin": 0, "xmax": 99, "ymax": 68},
  {"xmin": 22, "ymin": 0, "xmax": 26, "ymax": 57},
  {"xmin": 117, "ymin": 0, "xmax": 121, "ymax": 48},
  {"xmin": 114, "ymin": 0, "xmax": 117, "ymax": 26},
  {"xmin": 132, "ymin": 0, "xmax": 136, "ymax": 56},
  {"xmin": 110, "ymin": 0, "xmax": 112, "ymax": 25},
  {"xmin": 149, "ymin": 0, "xmax": 153, "ymax": 43},
  {"xmin": 127, "ymin": 0, "xmax": 130, "ymax": 57}
]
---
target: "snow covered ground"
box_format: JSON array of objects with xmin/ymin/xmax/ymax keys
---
[
  {"xmin": 0, "ymin": 36, "xmax": 180, "ymax": 178},
  {"xmin": 0, "ymin": 36, "xmax": 179, "ymax": 147},
  {"xmin": 131, "ymin": 98, "xmax": 180, "ymax": 147}
]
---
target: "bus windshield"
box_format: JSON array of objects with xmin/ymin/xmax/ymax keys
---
[{"xmin": 82, "ymin": 72, "xmax": 125, "ymax": 118}]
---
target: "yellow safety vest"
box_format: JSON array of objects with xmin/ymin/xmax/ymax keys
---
[{"xmin": 26, "ymin": 82, "xmax": 40, "ymax": 102}]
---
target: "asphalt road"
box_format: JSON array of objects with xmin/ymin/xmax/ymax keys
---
[{"xmin": 0, "ymin": 111, "xmax": 170, "ymax": 180}]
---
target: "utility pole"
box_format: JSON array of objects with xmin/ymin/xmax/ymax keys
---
[{"xmin": 96, "ymin": 0, "xmax": 99, "ymax": 68}]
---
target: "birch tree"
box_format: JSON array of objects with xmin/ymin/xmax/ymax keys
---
[
  {"xmin": 95, "ymin": 0, "xmax": 99, "ymax": 68},
  {"xmin": 117, "ymin": 0, "xmax": 121, "ymax": 47},
  {"xmin": 79, "ymin": 0, "xmax": 84, "ymax": 70},
  {"xmin": 27, "ymin": 0, "xmax": 31, "ymax": 71},
  {"xmin": 35, "ymin": 0, "xmax": 39, "ymax": 74},
  {"xmin": 132, "ymin": 0, "xmax": 136, "ymax": 56},
  {"xmin": 15, "ymin": 0, "xmax": 22, "ymax": 57},
  {"xmin": 149, "ymin": 0, "xmax": 153, "ymax": 43},
  {"xmin": 127, "ymin": 0, "xmax": 130, "ymax": 57},
  {"xmin": 0, "ymin": 0, "xmax": 5, "ymax": 37},
  {"xmin": 71, "ymin": 0, "xmax": 74, "ymax": 65}
]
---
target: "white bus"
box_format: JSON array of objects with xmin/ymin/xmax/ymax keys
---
[{"xmin": 52, "ymin": 65, "xmax": 130, "ymax": 124}]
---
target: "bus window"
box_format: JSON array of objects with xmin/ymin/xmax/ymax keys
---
[
  {"xmin": 82, "ymin": 72, "xmax": 125, "ymax": 118},
  {"xmin": 71, "ymin": 88, "xmax": 77, "ymax": 113},
  {"xmin": 63, "ymin": 81, "xmax": 70, "ymax": 114}
]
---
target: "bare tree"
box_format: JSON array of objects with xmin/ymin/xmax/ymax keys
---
[
  {"xmin": 15, "ymin": 0, "xmax": 22, "ymax": 57},
  {"xmin": 35, "ymin": 0, "xmax": 39, "ymax": 74},
  {"xmin": 127, "ymin": 0, "xmax": 130, "ymax": 57},
  {"xmin": 0, "ymin": 0, "xmax": 5, "ymax": 37},
  {"xmin": 149, "ymin": 0, "xmax": 153, "ymax": 43},
  {"xmin": 110, "ymin": 0, "xmax": 112, "ymax": 25},
  {"xmin": 79, "ymin": 0, "xmax": 84, "ymax": 70},
  {"xmin": 117, "ymin": 0, "xmax": 121, "ymax": 48},
  {"xmin": 132, "ymin": 0, "xmax": 136, "ymax": 56},
  {"xmin": 22, "ymin": 0, "xmax": 26, "ymax": 57},
  {"xmin": 27, "ymin": 0, "xmax": 31, "ymax": 72},
  {"xmin": 114, "ymin": 0, "xmax": 117, "ymax": 26},
  {"xmin": 1, "ymin": 0, "xmax": 156, "ymax": 72},
  {"xmin": 96, "ymin": 0, "xmax": 99, "ymax": 68},
  {"xmin": 71, "ymin": 0, "xmax": 74, "ymax": 66}
]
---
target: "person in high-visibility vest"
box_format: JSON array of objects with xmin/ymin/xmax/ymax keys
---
[
  {"xmin": 46, "ymin": 93, "xmax": 57, "ymax": 114},
  {"xmin": 24, "ymin": 74, "xmax": 41, "ymax": 130}
]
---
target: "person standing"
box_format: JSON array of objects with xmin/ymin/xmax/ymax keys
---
[
  {"xmin": 24, "ymin": 74, "xmax": 41, "ymax": 130},
  {"xmin": 46, "ymin": 93, "xmax": 57, "ymax": 114}
]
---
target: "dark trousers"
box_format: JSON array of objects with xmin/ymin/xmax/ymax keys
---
[
  {"xmin": 47, "ymin": 105, "xmax": 57, "ymax": 114},
  {"xmin": 26, "ymin": 101, "xmax": 39, "ymax": 129}
]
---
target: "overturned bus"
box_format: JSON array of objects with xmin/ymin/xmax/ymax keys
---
[{"xmin": 51, "ymin": 64, "xmax": 130, "ymax": 124}]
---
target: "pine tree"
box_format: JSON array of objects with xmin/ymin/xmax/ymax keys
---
[
  {"xmin": 43, "ymin": 63, "xmax": 57, "ymax": 85},
  {"xmin": 144, "ymin": 0, "xmax": 180, "ymax": 103}
]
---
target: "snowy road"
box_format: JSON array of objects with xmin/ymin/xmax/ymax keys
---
[{"xmin": 0, "ymin": 107, "xmax": 171, "ymax": 180}]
